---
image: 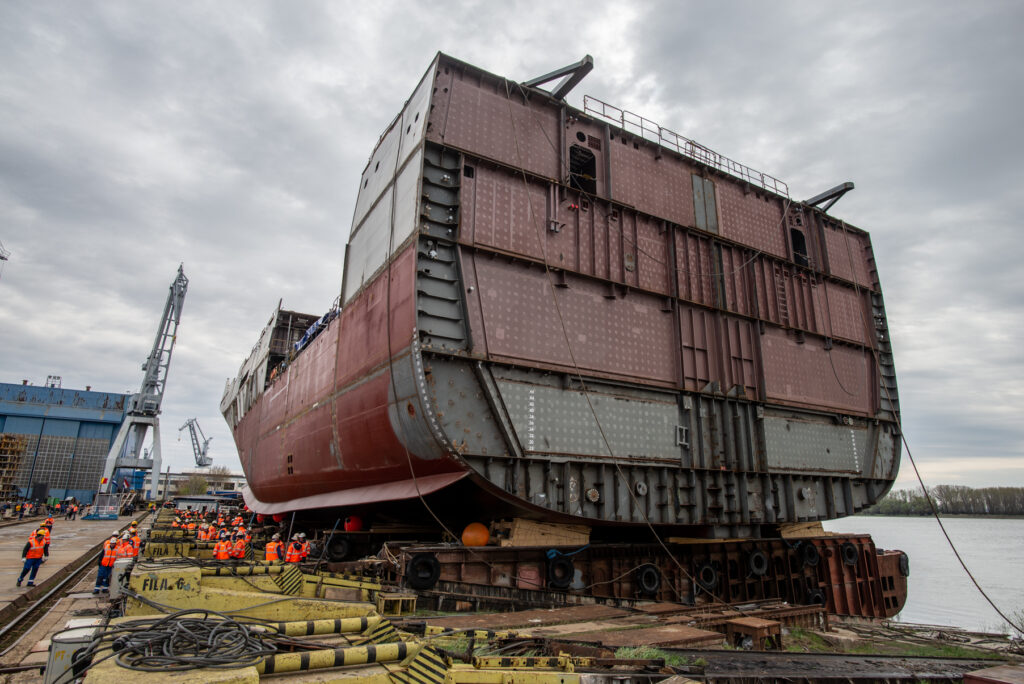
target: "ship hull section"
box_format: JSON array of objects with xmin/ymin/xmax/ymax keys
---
[{"xmin": 235, "ymin": 241, "xmax": 467, "ymax": 510}]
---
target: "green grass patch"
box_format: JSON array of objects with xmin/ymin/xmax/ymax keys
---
[{"xmin": 614, "ymin": 646, "xmax": 699, "ymax": 667}]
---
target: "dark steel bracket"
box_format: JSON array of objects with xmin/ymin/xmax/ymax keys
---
[
  {"xmin": 804, "ymin": 181, "xmax": 855, "ymax": 213},
  {"xmin": 523, "ymin": 55, "xmax": 594, "ymax": 100}
]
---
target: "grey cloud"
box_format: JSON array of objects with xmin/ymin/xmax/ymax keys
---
[{"xmin": 2, "ymin": 1, "xmax": 1023, "ymax": 483}]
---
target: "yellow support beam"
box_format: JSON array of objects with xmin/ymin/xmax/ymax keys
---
[{"xmin": 256, "ymin": 641, "xmax": 421, "ymax": 675}]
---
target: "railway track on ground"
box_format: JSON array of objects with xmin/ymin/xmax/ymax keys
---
[{"xmin": 0, "ymin": 513, "xmax": 149, "ymax": 668}]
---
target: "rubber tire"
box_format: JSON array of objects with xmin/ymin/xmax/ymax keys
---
[
  {"xmin": 800, "ymin": 542, "xmax": 821, "ymax": 568},
  {"xmin": 748, "ymin": 550, "xmax": 769, "ymax": 577},
  {"xmin": 696, "ymin": 563, "xmax": 718, "ymax": 591},
  {"xmin": 547, "ymin": 556, "xmax": 574, "ymax": 590},
  {"xmin": 635, "ymin": 563, "xmax": 662, "ymax": 595},
  {"xmin": 840, "ymin": 542, "xmax": 858, "ymax": 567},
  {"xmin": 898, "ymin": 552, "xmax": 910, "ymax": 577},
  {"xmin": 328, "ymin": 537, "xmax": 351, "ymax": 562},
  {"xmin": 807, "ymin": 588, "xmax": 826, "ymax": 607},
  {"xmin": 406, "ymin": 553, "xmax": 441, "ymax": 591}
]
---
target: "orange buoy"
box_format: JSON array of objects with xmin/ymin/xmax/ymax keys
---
[{"xmin": 461, "ymin": 522, "xmax": 490, "ymax": 547}]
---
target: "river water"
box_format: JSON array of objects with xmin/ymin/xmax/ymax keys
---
[{"xmin": 823, "ymin": 516, "xmax": 1024, "ymax": 633}]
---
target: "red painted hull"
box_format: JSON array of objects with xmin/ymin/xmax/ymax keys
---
[{"xmin": 233, "ymin": 242, "xmax": 466, "ymax": 511}]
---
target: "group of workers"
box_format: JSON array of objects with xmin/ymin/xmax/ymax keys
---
[
  {"xmin": 171, "ymin": 508, "xmax": 313, "ymax": 564},
  {"xmin": 93, "ymin": 520, "xmax": 142, "ymax": 593},
  {"xmin": 20, "ymin": 507, "xmax": 318, "ymax": 593},
  {"xmin": 17, "ymin": 516, "xmax": 55, "ymax": 587}
]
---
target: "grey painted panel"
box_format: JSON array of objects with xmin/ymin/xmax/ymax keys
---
[
  {"xmin": 495, "ymin": 380, "xmax": 679, "ymax": 459},
  {"xmin": 764, "ymin": 415, "xmax": 866, "ymax": 475}
]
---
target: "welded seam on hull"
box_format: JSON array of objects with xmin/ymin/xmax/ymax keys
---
[{"xmin": 408, "ymin": 332, "xmax": 457, "ymax": 455}]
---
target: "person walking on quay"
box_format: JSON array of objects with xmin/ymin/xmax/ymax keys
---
[
  {"xmin": 93, "ymin": 534, "xmax": 118, "ymax": 594},
  {"xmin": 17, "ymin": 529, "xmax": 49, "ymax": 587}
]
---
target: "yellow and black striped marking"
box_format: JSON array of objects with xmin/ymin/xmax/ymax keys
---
[
  {"xmin": 473, "ymin": 656, "xmax": 574, "ymax": 671},
  {"xmin": 273, "ymin": 564, "xmax": 304, "ymax": 595},
  {"xmin": 390, "ymin": 646, "xmax": 447, "ymax": 684},
  {"xmin": 352, "ymin": 618, "xmax": 402, "ymax": 645},
  {"xmin": 268, "ymin": 616, "xmax": 381, "ymax": 637},
  {"xmin": 257, "ymin": 641, "xmax": 415, "ymax": 675},
  {"xmin": 425, "ymin": 626, "xmax": 518, "ymax": 641}
]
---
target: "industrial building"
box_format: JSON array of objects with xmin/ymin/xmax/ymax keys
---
[
  {"xmin": 143, "ymin": 468, "xmax": 247, "ymax": 500},
  {"xmin": 0, "ymin": 379, "xmax": 129, "ymax": 502}
]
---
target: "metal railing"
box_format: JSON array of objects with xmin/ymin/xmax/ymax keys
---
[{"xmin": 584, "ymin": 95, "xmax": 789, "ymax": 198}]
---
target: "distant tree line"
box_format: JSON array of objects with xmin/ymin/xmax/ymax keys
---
[{"xmin": 864, "ymin": 485, "xmax": 1024, "ymax": 516}]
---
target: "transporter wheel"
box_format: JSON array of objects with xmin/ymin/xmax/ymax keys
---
[
  {"xmin": 799, "ymin": 541, "xmax": 821, "ymax": 568},
  {"xmin": 328, "ymin": 537, "xmax": 351, "ymax": 562},
  {"xmin": 898, "ymin": 552, "xmax": 910, "ymax": 577},
  {"xmin": 748, "ymin": 550, "xmax": 769, "ymax": 577},
  {"xmin": 406, "ymin": 553, "xmax": 441, "ymax": 590},
  {"xmin": 635, "ymin": 564, "xmax": 662, "ymax": 596},
  {"xmin": 547, "ymin": 556, "xmax": 574, "ymax": 590},
  {"xmin": 840, "ymin": 542, "xmax": 859, "ymax": 567},
  {"xmin": 696, "ymin": 563, "xmax": 718, "ymax": 592}
]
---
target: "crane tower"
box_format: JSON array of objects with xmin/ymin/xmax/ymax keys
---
[
  {"xmin": 99, "ymin": 265, "xmax": 188, "ymax": 500},
  {"xmin": 178, "ymin": 418, "xmax": 213, "ymax": 467}
]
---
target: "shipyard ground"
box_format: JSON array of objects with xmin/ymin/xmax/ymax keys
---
[
  {"xmin": 0, "ymin": 515, "xmax": 139, "ymax": 613},
  {"xmin": 0, "ymin": 512, "xmax": 1020, "ymax": 683}
]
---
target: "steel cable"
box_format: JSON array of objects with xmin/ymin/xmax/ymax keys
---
[{"xmin": 838, "ymin": 223, "xmax": 1024, "ymax": 636}]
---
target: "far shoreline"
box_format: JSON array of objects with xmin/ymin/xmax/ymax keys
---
[{"xmin": 855, "ymin": 513, "xmax": 1024, "ymax": 520}]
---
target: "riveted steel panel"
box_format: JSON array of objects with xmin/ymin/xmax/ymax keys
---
[
  {"xmin": 761, "ymin": 327, "xmax": 872, "ymax": 415},
  {"xmin": 821, "ymin": 221, "xmax": 874, "ymax": 288},
  {"xmin": 467, "ymin": 253, "xmax": 677, "ymax": 384},
  {"xmin": 608, "ymin": 131, "xmax": 694, "ymax": 227},
  {"xmin": 442, "ymin": 75, "xmax": 560, "ymax": 181},
  {"xmin": 764, "ymin": 414, "xmax": 867, "ymax": 475},
  {"xmin": 716, "ymin": 182, "xmax": 788, "ymax": 258},
  {"xmin": 495, "ymin": 379, "xmax": 679, "ymax": 459}
]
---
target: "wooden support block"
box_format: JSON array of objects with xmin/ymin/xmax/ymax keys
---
[
  {"xmin": 490, "ymin": 518, "xmax": 590, "ymax": 547},
  {"xmin": 376, "ymin": 592, "xmax": 417, "ymax": 616},
  {"xmin": 726, "ymin": 617, "xmax": 782, "ymax": 651}
]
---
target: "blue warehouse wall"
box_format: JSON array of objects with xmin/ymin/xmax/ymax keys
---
[{"xmin": 0, "ymin": 383, "xmax": 130, "ymax": 502}]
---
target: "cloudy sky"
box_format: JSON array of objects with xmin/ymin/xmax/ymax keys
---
[{"xmin": 1, "ymin": 1, "xmax": 1022, "ymax": 488}]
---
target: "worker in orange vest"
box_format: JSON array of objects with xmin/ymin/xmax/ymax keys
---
[
  {"xmin": 129, "ymin": 524, "xmax": 142, "ymax": 556},
  {"xmin": 213, "ymin": 533, "xmax": 232, "ymax": 560},
  {"xmin": 230, "ymin": 532, "xmax": 248, "ymax": 560},
  {"xmin": 231, "ymin": 514, "xmax": 243, "ymax": 527},
  {"xmin": 171, "ymin": 517, "xmax": 181, "ymax": 528},
  {"xmin": 285, "ymin": 535, "xmax": 304, "ymax": 563},
  {"xmin": 264, "ymin": 533, "xmax": 283, "ymax": 562},
  {"xmin": 18, "ymin": 529, "xmax": 49, "ymax": 587},
  {"xmin": 30, "ymin": 525, "xmax": 51, "ymax": 550},
  {"xmin": 93, "ymin": 534, "xmax": 119, "ymax": 593},
  {"xmin": 297, "ymin": 533, "xmax": 310, "ymax": 560},
  {"xmin": 115, "ymin": 533, "xmax": 135, "ymax": 559},
  {"xmin": 236, "ymin": 526, "xmax": 251, "ymax": 542}
]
